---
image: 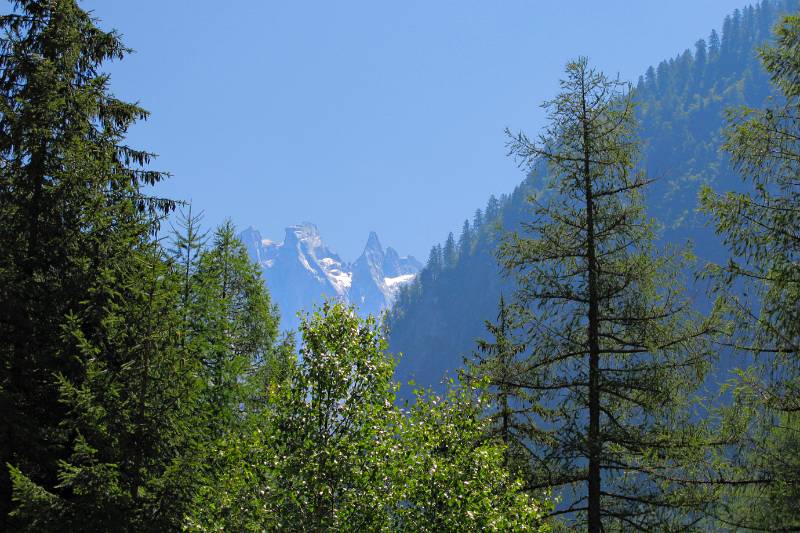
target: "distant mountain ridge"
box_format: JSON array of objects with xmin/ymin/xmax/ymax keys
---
[{"xmin": 241, "ymin": 223, "xmax": 421, "ymax": 331}]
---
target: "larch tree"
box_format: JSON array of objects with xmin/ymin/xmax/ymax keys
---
[
  {"xmin": 501, "ymin": 57, "xmax": 718, "ymax": 531},
  {"xmin": 466, "ymin": 294, "xmax": 542, "ymax": 482},
  {"xmin": 192, "ymin": 220, "xmax": 280, "ymax": 434},
  {"xmin": 700, "ymin": 14, "xmax": 800, "ymax": 530}
]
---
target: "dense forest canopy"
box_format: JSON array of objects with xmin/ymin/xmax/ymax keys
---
[{"xmin": 1, "ymin": 0, "xmax": 799, "ymax": 531}]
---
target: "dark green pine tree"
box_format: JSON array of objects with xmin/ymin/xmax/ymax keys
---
[
  {"xmin": 700, "ymin": 14, "xmax": 800, "ymax": 529},
  {"xmin": 473, "ymin": 208, "xmax": 484, "ymax": 230},
  {"xmin": 502, "ymin": 57, "xmax": 718, "ymax": 531},
  {"xmin": 9, "ymin": 241, "xmax": 200, "ymax": 531},
  {"xmin": 421, "ymin": 244, "xmax": 443, "ymax": 285},
  {"xmin": 709, "ymin": 28, "xmax": 721, "ymax": 58},
  {"xmin": 0, "ymin": 0, "xmax": 173, "ymax": 526},
  {"xmin": 486, "ymin": 194, "xmax": 501, "ymax": 221},
  {"xmin": 693, "ymin": 39, "xmax": 707, "ymax": 88},
  {"xmin": 7, "ymin": 221, "xmax": 284, "ymax": 531}
]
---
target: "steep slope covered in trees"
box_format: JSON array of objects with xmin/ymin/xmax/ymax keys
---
[{"xmin": 388, "ymin": 0, "xmax": 800, "ymax": 391}]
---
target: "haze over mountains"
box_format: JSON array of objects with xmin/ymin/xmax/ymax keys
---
[
  {"xmin": 387, "ymin": 0, "xmax": 799, "ymax": 392},
  {"xmin": 241, "ymin": 223, "xmax": 421, "ymax": 330}
]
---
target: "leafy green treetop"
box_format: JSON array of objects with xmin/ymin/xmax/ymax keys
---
[{"xmin": 187, "ymin": 301, "xmax": 551, "ymax": 532}]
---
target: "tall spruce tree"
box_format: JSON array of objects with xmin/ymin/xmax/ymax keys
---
[
  {"xmin": 501, "ymin": 57, "xmax": 717, "ymax": 530},
  {"xmin": 700, "ymin": 14, "xmax": 800, "ymax": 529},
  {"xmin": 7, "ymin": 218, "xmax": 283, "ymax": 531},
  {"xmin": 458, "ymin": 219, "xmax": 473, "ymax": 258},
  {"xmin": 8, "ymin": 243, "xmax": 202, "ymax": 532},
  {"xmin": 443, "ymin": 231, "xmax": 458, "ymax": 269},
  {"xmin": 0, "ymin": 0, "xmax": 173, "ymax": 526}
]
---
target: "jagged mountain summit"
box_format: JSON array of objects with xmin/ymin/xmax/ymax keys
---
[{"xmin": 241, "ymin": 223, "xmax": 421, "ymax": 331}]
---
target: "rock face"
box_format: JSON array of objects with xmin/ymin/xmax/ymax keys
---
[{"xmin": 241, "ymin": 223, "xmax": 421, "ymax": 331}]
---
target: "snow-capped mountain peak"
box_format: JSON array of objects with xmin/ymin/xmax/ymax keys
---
[{"xmin": 242, "ymin": 224, "xmax": 421, "ymax": 330}]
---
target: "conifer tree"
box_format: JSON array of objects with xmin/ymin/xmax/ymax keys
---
[
  {"xmin": 458, "ymin": 219, "xmax": 473, "ymax": 258},
  {"xmin": 466, "ymin": 295, "xmax": 540, "ymax": 480},
  {"xmin": 443, "ymin": 231, "xmax": 458, "ymax": 269},
  {"xmin": 0, "ymin": 0, "xmax": 173, "ymax": 525},
  {"xmin": 422, "ymin": 244, "xmax": 443, "ymax": 284},
  {"xmin": 9, "ymin": 242, "xmax": 199, "ymax": 531},
  {"xmin": 502, "ymin": 57, "xmax": 717, "ymax": 531},
  {"xmin": 192, "ymin": 220, "xmax": 279, "ymax": 433},
  {"xmin": 486, "ymin": 195, "xmax": 501, "ymax": 221},
  {"xmin": 694, "ymin": 38, "xmax": 708, "ymax": 84},
  {"xmin": 709, "ymin": 29, "xmax": 721, "ymax": 58},
  {"xmin": 169, "ymin": 206, "xmax": 208, "ymax": 314},
  {"xmin": 700, "ymin": 14, "xmax": 800, "ymax": 529},
  {"xmin": 473, "ymin": 208, "xmax": 484, "ymax": 230}
]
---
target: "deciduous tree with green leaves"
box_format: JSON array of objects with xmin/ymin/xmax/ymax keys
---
[
  {"xmin": 187, "ymin": 301, "xmax": 551, "ymax": 532},
  {"xmin": 187, "ymin": 301, "xmax": 400, "ymax": 531},
  {"xmin": 397, "ymin": 384, "xmax": 551, "ymax": 532}
]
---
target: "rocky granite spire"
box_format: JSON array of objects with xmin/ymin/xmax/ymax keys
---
[{"xmin": 242, "ymin": 224, "xmax": 421, "ymax": 331}]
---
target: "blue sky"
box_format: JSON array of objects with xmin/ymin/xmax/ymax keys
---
[{"xmin": 83, "ymin": 0, "xmax": 746, "ymax": 261}]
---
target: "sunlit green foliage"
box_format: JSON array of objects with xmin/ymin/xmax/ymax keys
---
[{"xmin": 186, "ymin": 302, "xmax": 551, "ymax": 532}]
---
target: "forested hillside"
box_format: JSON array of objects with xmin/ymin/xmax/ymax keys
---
[{"xmin": 388, "ymin": 0, "xmax": 799, "ymax": 391}]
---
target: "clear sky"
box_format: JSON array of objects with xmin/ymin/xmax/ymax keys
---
[{"xmin": 82, "ymin": 0, "xmax": 747, "ymax": 261}]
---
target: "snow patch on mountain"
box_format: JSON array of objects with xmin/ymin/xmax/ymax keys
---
[{"xmin": 385, "ymin": 273, "xmax": 416, "ymax": 289}]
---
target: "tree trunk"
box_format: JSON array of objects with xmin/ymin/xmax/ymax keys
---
[{"xmin": 581, "ymin": 72, "xmax": 602, "ymax": 533}]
